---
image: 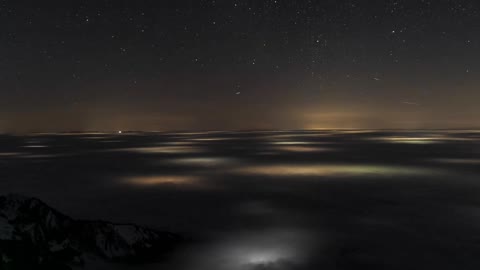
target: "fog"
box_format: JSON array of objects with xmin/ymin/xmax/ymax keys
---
[{"xmin": 2, "ymin": 130, "xmax": 480, "ymax": 269}]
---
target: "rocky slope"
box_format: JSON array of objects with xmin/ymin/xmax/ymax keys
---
[{"xmin": 0, "ymin": 194, "xmax": 180, "ymax": 269}]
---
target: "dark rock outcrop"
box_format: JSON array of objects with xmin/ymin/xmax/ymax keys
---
[{"xmin": 0, "ymin": 194, "xmax": 180, "ymax": 269}]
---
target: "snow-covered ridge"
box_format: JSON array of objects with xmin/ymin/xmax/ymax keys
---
[{"xmin": 0, "ymin": 194, "xmax": 180, "ymax": 269}]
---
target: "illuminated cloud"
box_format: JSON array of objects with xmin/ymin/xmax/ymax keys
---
[
  {"xmin": 123, "ymin": 175, "xmax": 200, "ymax": 187},
  {"xmin": 273, "ymin": 146, "xmax": 332, "ymax": 153},
  {"xmin": 190, "ymin": 137, "xmax": 238, "ymax": 142},
  {"xmin": 119, "ymin": 145, "xmax": 203, "ymax": 154},
  {"xmin": 22, "ymin": 145, "xmax": 49, "ymax": 148},
  {"xmin": 168, "ymin": 157, "xmax": 239, "ymax": 167},
  {"xmin": 429, "ymin": 158, "xmax": 480, "ymax": 165},
  {"xmin": 269, "ymin": 141, "xmax": 311, "ymax": 145},
  {"xmin": 179, "ymin": 229, "xmax": 315, "ymax": 270},
  {"xmin": 371, "ymin": 134, "xmax": 476, "ymax": 144},
  {"xmin": 234, "ymin": 164, "xmax": 437, "ymax": 178},
  {"xmin": 0, "ymin": 152, "xmax": 23, "ymax": 157}
]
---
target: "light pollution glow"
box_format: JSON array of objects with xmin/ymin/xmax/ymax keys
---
[
  {"xmin": 372, "ymin": 135, "xmax": 477, "ymax": 144},
  {"xmin": 123, "ymin": 163, "xmax": 439, "ymax": 189},
  {"xmin": 123, "ymin": 175, "xmax": 200, "ymax": 186},
  {"xmin": 234, "ymin": 164, "xmax": 438, "ymax": 178},
  {"xmin": 4, "ymin": 93, "xmax": 480, "ymax": 133},
  {"xmin": 272, "ymin": 145, "xmax": 332, "ymax": 153},
  {"xmin": 430, "ymin": 158, "xmax": 480, "ymax": 165},
  {"xmin": 167, "ymin": 157, "xmax": 238, "ymax": 167},
  {"xmin": 179, "ymin": 229, "xmax": 314, "ymax": 270},
  {"xmin": 120, "ymin": 146, "xmax": 203, "ymax": 154}
]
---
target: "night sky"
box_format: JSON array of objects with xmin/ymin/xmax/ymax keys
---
[{"xmin": 1, "ymin": 0, "xmax": 479, "ymax": 132}]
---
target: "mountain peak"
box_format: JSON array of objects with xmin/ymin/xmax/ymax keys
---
[{"xmin": 0, "ymin": 194, "xmax": 181, "ymax": 269}]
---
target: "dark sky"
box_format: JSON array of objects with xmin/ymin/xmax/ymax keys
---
[{"xmin": 1, "ymin": 0, "xmax": 480, "ymax": 132}]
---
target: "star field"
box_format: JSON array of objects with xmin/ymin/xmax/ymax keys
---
[{"xmin": 1, "ymin": 0, "xmax": 479, "ymax": 131}]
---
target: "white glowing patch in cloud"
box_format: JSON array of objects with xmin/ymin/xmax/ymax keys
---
[
  {"xmin": 0, "ymin": 152, "xmax": 23, "ymax": 157},
  {"xmin": 223, "ymin": 229, "xmax": 314, "ymax": 268},
  {"xmin": 234, "ymin": 164, "xmax": 437, "ymax": 177},
  {"xmin": 22, "ymin": 145, "xmax": 49, "ymax": 148},
  {"xmin": 244, "ymin": 250, "xmax": 288, "ymax": 265},
  {"xmin": 181, "ymin": 229, "xmax": 315, "ymax": 270}
]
